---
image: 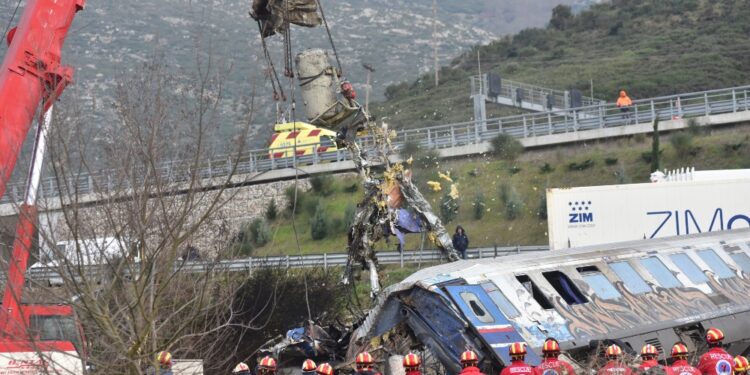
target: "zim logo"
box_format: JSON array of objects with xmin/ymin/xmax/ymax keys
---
[{"xmin": 568, "ymin": 201, "xmax": 594, "ymax": 223}]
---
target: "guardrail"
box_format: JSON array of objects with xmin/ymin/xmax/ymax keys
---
[
  {"xmin": 470, "ymin": 74, "xmax": 604, "ymax": 110},
  {"xmin": 3, "ymin": 84, "xmax": 750, "ymax": 204},
  {"xmin": 23, "ymin": 245, "xmax": 549, "ymax": 283}
]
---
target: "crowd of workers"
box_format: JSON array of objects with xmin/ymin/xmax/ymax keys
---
[{"xmin": 146, "ymin": 327, "xmax": 746, "ymax": 375}]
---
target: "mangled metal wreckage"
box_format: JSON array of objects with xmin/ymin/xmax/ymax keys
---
[{"xmin": 271, "ymin": 229, "xmax": 750, "ymax": 373}]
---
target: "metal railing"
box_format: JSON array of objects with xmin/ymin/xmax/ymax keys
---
[
  {"xmin": 470, "ymin": 74, "xmax": 604, "ymax": 109},
  {"xmin": 3, "ymin": 84, "xmax": 750, "ymax": 204},
  {"xmin": 21, "ymin": 245, "xmax": 549, "ymax": 282}
]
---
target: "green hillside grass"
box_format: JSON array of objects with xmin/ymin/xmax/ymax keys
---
[
  {"xmin": 372, "ymin": 0, "xmax": 750, "ymax": 129},
  {"xmin": 248, "ymin": 124, "xmax": 750, "ymax": 256}
]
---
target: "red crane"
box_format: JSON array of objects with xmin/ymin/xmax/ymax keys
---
[{"xmin": 0, "ymin": 0, "xmax": 86, "ymax": 372}]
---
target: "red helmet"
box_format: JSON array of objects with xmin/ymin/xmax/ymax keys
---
[
  {"xmin": 543, "ymin": 338, "xmax": 561, "ymax": 354},
  {"xmin": 302, "ymin": 359, "xmax": 317, "ymax": 372},
  {"xmin": 316, "ymin": 363, "xmax": 334, "ymax": 375},
  {"xmin": 233, "ymin": 363, "xmax": 251, "ymax": 373},
  {"xmin": 156, "ymin": 351, "xmax": 172, "ymax": 368},
  {"xmin": 259, "ymin": 356, "xmax": 277, "ymax": 371},
  {"xmin": 461, "ymin": 350, "xmax": 479, "ymax": 364},
  {"xmin": 509, "ymin": 342, "xmax": 527, "ymax": 358},
  {"xmin": 735, "ymin": 356, "xmax": 750, "ymax": 373},
  {"xmin": 671, "ymin": 343, "xmax": 689, "ymax": 358},
  {"xmin": 403, "ymin": 353, "xmax": 421, "ymax": 369},
  {"xmin": 356, "ymin": 352, "xmax": 374, "ymax": 367},
  {"xmin": 641, "ymin": 344, "xmax": 658, "ymax": 358},
  {"xmin": 605, "ymin": 344, "xmax": 623, "ymax": 358},
  {"xmin": 707, "ymin": 327, "xmax": 725, "ymax": 344}
]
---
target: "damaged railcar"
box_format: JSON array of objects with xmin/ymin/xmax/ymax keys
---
[{"xmin": 349, "ymin": 229, "xmax": 750, "ymax": 372}]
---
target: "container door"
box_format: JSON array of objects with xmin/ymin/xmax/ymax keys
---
[{"xmin": 445, "ymin": 285, "xmax": 541, "ymax": 365}]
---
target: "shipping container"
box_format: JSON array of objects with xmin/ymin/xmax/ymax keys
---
[{"xmin": 546, "ymin": 178, "xmax": 750, "ymax": 250}]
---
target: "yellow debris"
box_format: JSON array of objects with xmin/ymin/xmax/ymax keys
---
[
  {"xmin": 427, "ymin": 181, "xmax": 442, "ymax": 192},
  {"xmin": 438, "ymin": 171, "xmax": 453, "ymax": 183},
  {"xmin": 449, "ymin": 184, "xmax": 459, "ymax": 200}
]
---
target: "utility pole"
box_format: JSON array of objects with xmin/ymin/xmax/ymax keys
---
[
  {"xmin": 432, "ymin": 0, "xmax": 439, "ymax": 87},
  {"xmin": 362, "ymin": 63, "xmax": 375, "ymax": 113},
  {"xmin": 477, "ymin": 49, "xmax": 482, "ymax": 92}
]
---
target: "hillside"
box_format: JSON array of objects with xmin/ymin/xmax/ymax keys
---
[
  {"xmin": 245, "ymin": 124, "xmax": 750, "ymax": 256},
  {"xmin": 0, "ymin": 0, "xmax": 593, "ymax": 148},
  {"xmin": 373, "ymin": 0, "xmax": 750, "ymax": 129}
]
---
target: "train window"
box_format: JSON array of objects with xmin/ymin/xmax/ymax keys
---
[
  {"xmin": 515, "ymin": 275, "xmax": 554, "ymax": 309},
  {"xmin": 696, "ymin": 249, "xmax": 735, "ymax": 279},
  {"xmin": 639, "ymin": 257, "xmax": 682, "ymax": 288},
  {"xmin": 576, "ymin": 266, "xmax": 621, "ymax": 300},
  {"xmin": 459, "ymin": 292, "xmax": 495, "ymax": 323},
  {"xmin": 482, "ymin": 283, "xmax": 521, "ymax": 318},
  {"xmin": 542, "ymin": 271, "xmax": 588, "ymax": 305},
  {"xmin": 670, "ymin": 253, "xmax": 708, "ymax": 284},
  {"xmin": 609, "ymin": 261, "xmax": 651, "ymax": 294},
  {"xmin": 730, "ymin": 252, "xmax": 750, "ymax": 273},
  {"xmin": 29, "ymin": 315, "xmax": 82, "ymax": 352}
]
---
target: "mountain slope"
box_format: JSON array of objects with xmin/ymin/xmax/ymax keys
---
[{"xmin": 374, "ymin": 0, "xmax": 750, "ymax": 129}]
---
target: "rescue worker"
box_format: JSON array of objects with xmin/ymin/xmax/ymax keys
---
[
  {"xmin": 500, "ymin": 342, "xmax": 534, "ymax": 375},
  {"xmin": 403, "ymin": 352, "xmax": 422, "ymax": 375},
  {"xmin": 616, "ymin": 90, "xmax": 633, "ymax": 115},
  {"xmin": 734, "ymin": 356, "xmax": 749, "ymax": 375},
  {"xmin": 459, "ymin": 350, "xmax": 485, "ymax": 375},
  {"xmin": 303, "ymin": 359, "xmax": 318, "ymax": 375},
  {"xmin": 637, "ymin": 344, "xmax": 673, "ymax": 375},
  {"xmin": 355, "ymin": 352, "xmax": 382, "ymax": 375},
  {"xmin": 535, "ymin": 338, "xmax": 576, "ymax": 375},
  {"xmin": 147, "ymin": 351, "xmax": 174, "ymax": 375},
  {"xmin": 317, "ymin": 363, "xmax": 335, "ymax": 375},
  {"xmin": 669, "ymin": 343, "xmax": 701, "ymax": 375},
  {"xmin": 233, "ymin": 362, "xmax": 252, "ymax": 375},
  {"xmin": 598, "ymin": 344, "xmax": 632, "ymax": 375},
  {"xmin": 697, "ymin": 328, "xmax": 733, "ymax": 375},
  {"xmin": 258, "ymin": 356, "xmax": 278, "ymax": 375}
]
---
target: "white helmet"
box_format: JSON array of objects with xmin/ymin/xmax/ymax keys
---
[{"xmin": 233, "ymin": 362, "xmax": 251, "ymax": 373}]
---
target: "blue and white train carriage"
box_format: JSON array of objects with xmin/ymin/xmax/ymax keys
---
[{"xmin": 348, "ymin": 229, "xmax": 750, "ymax": 373}]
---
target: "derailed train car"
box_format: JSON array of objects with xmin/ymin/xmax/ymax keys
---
[{"xmin": 347, "ymin": 229, "xmax": 750, "ymax": 373}]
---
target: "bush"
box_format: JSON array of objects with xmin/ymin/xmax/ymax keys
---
[
  {"xmin": 567, "ymin": 159, "xmax": 595, "ymax": 171},
  {"xmin": 687, "ymin": 118, "xmax": 702, "ymax": 136},
  {"xmin": 231, "ymin": 223, "xmax": 255, "ymax": 256},
  {"xmin": 508, "ymin": 165, "xmax": 522, "ymax": 174},
  {"xmin": 504, "ymin": 187, "xmax": 524, "ymax": 220},
  {"xmin": 413, "ymin": 149, "xmax": 441, "ymax": 170},
  {"xmin": 473, "ymin": 193, "xmax": 486, "ymax": 220},
  {"xmin": 250, "ymin": 218, "xmax": 271, "ymax": 246},
  {"xmin": 303, "ymin": 196, "xmax": 320, "ymax": 216},
  {"xmin": 440, "ymin": 193, "xmax": 459, "ymax": 223},
  {"xmin": 670, "ymin": 132, "xmax": 694, "ymax": 158},
  {"xmin": 499, "ymin": 183, "xmax": 511, "ymax": 203},
  {"xmin": 490, "ymin": 134, "xmax": 523, "ymax": 160},
  {"xmin": 265, "ymin": 199, "xmax": 278, "ymax": 221},
  {"xmin": 604, "ymin": 157, "xmax": 619, "ymax": 166},
  {"xmin": 399, "ymin": 140, "xmax": 421, "ymax": 160},
  {"xmin": 343, "ymin": 183, "xmax": 359, "ymax": 193},
  {"xmin": 343, "ymin": 203, "xmax": 356, "ymax": 228},
  {"xmin": 310, "ymin": 175, "xmax": 334, "ymax": 196},
  {"xmin": 310, "ymin": 202, "xmax": 329, "ymax": 240},
  {"xmin": 539, "ymin": 163, "xmax": 554, "ymax": 173},
  {"xmin": 284, "ymin": 186, "xmax": 302, "ymax": 213},
  {"xmin": 537, "ymin": 194, "xmax": 548, "ymax": 220}
]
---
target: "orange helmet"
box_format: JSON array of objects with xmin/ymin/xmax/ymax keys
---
[
  {"xmin": 641, "ymin": 344, "xmax": 658, "ymax": 358},
  {"xmin": 671, "ymin": 343, "xmax": 689, "ymax": 358},
  {"xmin": 543, "ymin": 338, "xmax": 561, "ymax": 354},
  {"xmin": 302, "ymin": 359, "xmax": 317, "ymax": 372},
  {"xmin": 316, "ymin": 363, "xmax": 334, "ymax": 375},
  {"xmin": 356, "ymin": 352, "xmax": 375, "ymax": 367},
  {"xmin": 707, "ymin": 328, "xmax": 725, "ymax": 344},
  {"xmin": 233, "ymin": 362, "xmax": 251, "ymax": 373},
  {"xmin": 156, "ymin": 351, "xmax": 172, "ymax": 368},
  {"xmin": 460, "ymin": 350, "xmax": 479, "ymax": 364},
  {"xmin": 403, "ymin": 353, "xmax": 421, "ymax": 369},
  {"xmin": 509, "ymin": 342, "xmax": 527, "ymax": 358},
  {"xmin": 259, "ymin": 356, "xmax": 277, "ymax": 371},
  {"xmin": 605, "ymin": 344, "xmax": 623, "ymax": 358},
  {"xmin": 735, "ymin": 356, "xmax": 750, "ymax": 373}
]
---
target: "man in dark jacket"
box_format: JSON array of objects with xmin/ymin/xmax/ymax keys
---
[{"xmin": 452, "ymin": 226, "xmax": 469, "ymax": 259}]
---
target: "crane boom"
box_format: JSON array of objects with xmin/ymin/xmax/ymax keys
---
[{"xmin": 0, "ymin": 0, "xmax": 84, "ymax": 199}]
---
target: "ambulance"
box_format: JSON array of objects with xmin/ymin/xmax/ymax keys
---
[{"xmin": 267, "ymin": 122, "xmax": 339, "ymax": 159}]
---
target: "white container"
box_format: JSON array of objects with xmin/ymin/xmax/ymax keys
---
[{"xmin": 546, "ymin": 178, "xmax": 750, "ymax": 250}]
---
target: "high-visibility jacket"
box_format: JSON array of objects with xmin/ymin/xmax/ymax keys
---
[{"xmin": 616, "ymin": 91, "xmax": 633, "ymax": 107}]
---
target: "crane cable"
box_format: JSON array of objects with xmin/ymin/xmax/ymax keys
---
[
  {"xmin": 256, "ymin": 20, "xmax": 285, "ymax": 101},
  {"xmin": 314, "ymin": 0, "xmax": 342, "ymax": 75}
]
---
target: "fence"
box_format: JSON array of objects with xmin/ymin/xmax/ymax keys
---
[
  {"xmin": 3, "ymin": 84, "xmax": 750, "ymax": 203},
  {"xmin": 22, "ymin": 245, "xmax": 549, "ymax": 283},
  {"xmin": 470, "ymin": 75, "xmax": 604, "ymax": 110}
]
